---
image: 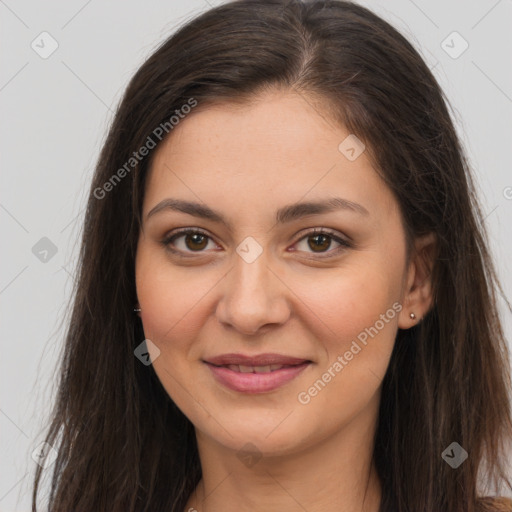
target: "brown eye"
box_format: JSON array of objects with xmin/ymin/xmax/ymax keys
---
[
  {"xmin": 183, "ymin": 233, "xmax": 208, "ymax": 251},
  {"xmin": 294, "ymin": 229, "xmax": 351, "ymax": 258},
  {"xmin": 162, "ymin": 227, "xmax": 350, "ymax": 259},
  {"xmin": 307, "ymin": 233, "xmax": 332, "ymax": 252},
  {"xmin": 162, "ymin": 228, "xmax": 216, "ymax": 254}
]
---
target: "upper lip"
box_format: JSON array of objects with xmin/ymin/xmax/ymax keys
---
[{"xmin": 204, "ymin": 353, "xmax": 311, "ymax": 366}]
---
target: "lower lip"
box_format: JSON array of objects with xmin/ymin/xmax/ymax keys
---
[{"xmin": 205, "ymin": 362, "xmax": 311, "ymax": 393}]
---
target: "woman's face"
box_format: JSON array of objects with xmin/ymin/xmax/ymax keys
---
[{"xmin": 135, "ymin": 89, "xmax": 417, "ymax": 456}]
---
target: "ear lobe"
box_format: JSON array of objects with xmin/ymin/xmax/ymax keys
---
[{"xmin": 398, "ymin": 232, "xmax": 437, "ymax": 329}]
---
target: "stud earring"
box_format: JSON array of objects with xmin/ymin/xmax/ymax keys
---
[
  {"xmin": 409, "ymin": 312, "xmax": 416, "ymax": 320},
  {"xmin": 134, "ymin": 305, "xmax": 141, "ymax": 313}
]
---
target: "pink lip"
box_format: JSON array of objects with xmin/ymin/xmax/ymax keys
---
[{"xmin": 204, "ymin": 361, "xmax": 311, "ymax": 393}]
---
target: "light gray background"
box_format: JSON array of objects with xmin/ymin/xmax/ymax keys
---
[{"xmin": 1, "ymin": 0, "xmax": 511, "ymax": 510}]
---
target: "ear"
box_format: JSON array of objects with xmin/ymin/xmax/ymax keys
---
[{"xmin": 398, "ymin": 232, "xmax": 437, "ymax": 329}]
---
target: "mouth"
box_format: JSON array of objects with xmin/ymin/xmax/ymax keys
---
[
  {"xmin": 203, "ymin": 354, "xmax": 312, "ymax": 393},
  {"xmin": 210, "ymin": 363, "xmax": 305, "ymax": 373}
]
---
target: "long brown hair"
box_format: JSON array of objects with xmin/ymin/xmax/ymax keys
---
[{"xmin": 31, "ymin": 1, "xmax": 512, "ymax": 510}]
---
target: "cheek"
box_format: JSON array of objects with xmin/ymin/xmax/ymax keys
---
[
  {"xmin": 294, "ymin": 275, "xmax": 399, "ymax": 420},
  {"xmin": 292, "ymin": 260, "xmax": 402, "ymax": 400},
  {"xmin": 135, "ymin": 253, "xmax": 213, "ymax": 406},
  {"xmin": 296, "ymin": 260, "xmax": 400, "ymax": 337},
  {"xmin": 135, "ymin": 243, "xmax": 224, "ymax": 356},
  {"xmin": 137, "ymin": 273, "xmax": 201, "ymax": 345}
]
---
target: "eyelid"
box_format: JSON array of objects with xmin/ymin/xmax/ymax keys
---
[
  {"xmin": 293, "ymin": 227, "xmax": 351, "ymax": 244},
  {"xmin": 161, "ymin": 226, "xmax": 351, "ymax": 258}
]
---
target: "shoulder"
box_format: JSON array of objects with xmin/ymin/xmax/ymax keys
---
[{"xmin": 477, "ymin": 497, "xmax": 512, "ymax": 512}]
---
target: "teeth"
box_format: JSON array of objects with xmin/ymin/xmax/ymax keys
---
[
  {"xmin": 254, "ymin": 365, "xmax": 271, "ymax": 373},
  {"xmin": 224, "ymin": 364, "xmax": 289, "ymax": 373}
]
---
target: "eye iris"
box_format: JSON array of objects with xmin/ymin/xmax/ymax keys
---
[
  {"xmin": 308, "ymin": 234, "xmax": 331, "ymax": 252},
  {"xmin": 185, "ymin": 233, "xmax": 208, "ymax": 251}
]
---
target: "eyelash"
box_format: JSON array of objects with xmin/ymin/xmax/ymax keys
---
[{"xmin": 161, "ymin": 227, "xmax": 351, "ymax": 259}]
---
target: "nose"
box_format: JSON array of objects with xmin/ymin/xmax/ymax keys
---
[{"xmin": 215, "ymin": 248, "xmax": 291, "ymax": 336}]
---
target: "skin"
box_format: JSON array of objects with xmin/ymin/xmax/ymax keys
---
[{"xmin": 135, "ymin": 89, "xmax": 435, "ymax": 512}]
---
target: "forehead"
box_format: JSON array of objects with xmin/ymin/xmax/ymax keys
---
[
  {"xmin": 158, "ymin": 90, "xmax": 343, "ymax": 161},
  {"xmin": 143, "ymin": 90, "xmax": 398, "ymax": 223}
]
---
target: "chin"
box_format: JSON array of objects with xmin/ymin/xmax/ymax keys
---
[{"xmin": 194, "ymin": 411, "xmax": 314, "ymax": 457}]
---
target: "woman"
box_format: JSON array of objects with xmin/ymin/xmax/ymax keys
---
[{"xmin": 31, "ymin": 1, "xmax": 512, "ymax": 511}]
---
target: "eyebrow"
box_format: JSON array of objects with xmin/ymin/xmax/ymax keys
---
[{"xmin": 146, "ymin": 197, "xmax": 369, "ymax": 227}]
